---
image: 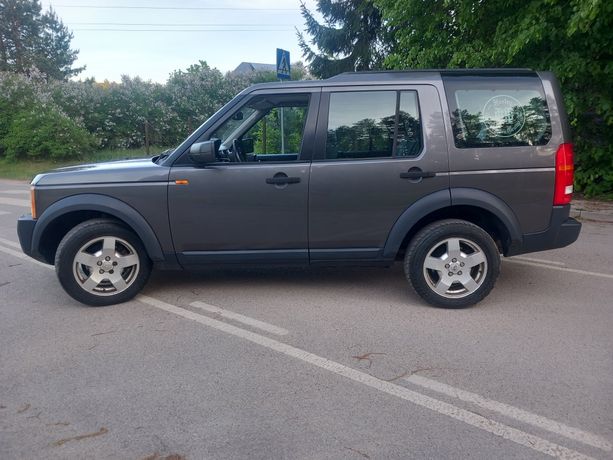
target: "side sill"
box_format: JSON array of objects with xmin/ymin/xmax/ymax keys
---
[{"xmin": 178, "ymin": 249, "xmax": 308, "ymax": 266}]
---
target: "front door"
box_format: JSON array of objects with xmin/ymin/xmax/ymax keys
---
[
  {"xmin": 168, "ymin": 90, "xmax": 319, "ymax": 266},
  {"xmin": 308, "ymin": 85, "xmax": 449, "ymax": 262}
]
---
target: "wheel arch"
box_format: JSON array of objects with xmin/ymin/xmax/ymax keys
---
[
  {"xmin": 32, "ymin": 194, "xmax": 165, "ymax": 265},
  {"xmin": 383, "ymin": 188, "xmax": 523, "ymax": 259}
]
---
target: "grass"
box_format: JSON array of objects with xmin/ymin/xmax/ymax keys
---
[{"xmin": 0, "ymin": 147, "xmax": 167, "ymax": 181}]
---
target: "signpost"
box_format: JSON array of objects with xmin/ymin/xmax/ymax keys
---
[
  {"xmin": 276, "ymin": 48, "xmax": 291, "ymax": 80},
  {"xmin": 276, "ymin": 48, "xmax": 291, "ymax": 153}
]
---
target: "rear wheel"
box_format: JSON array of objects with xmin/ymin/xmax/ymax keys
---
[
  {"xmin": 55, "ymin": 219, "xmax": 151, "ymax": 306},
  {"xmin": 404, "ymin": 219, "xmax": 500, "ymax": 308}
]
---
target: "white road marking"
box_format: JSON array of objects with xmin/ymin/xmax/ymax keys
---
[
  {"xmin": 0, "ymin": 244, "xmax": 52, "ymax": 269},
  {"xmin": 138, "ymin": 294, "xmax": 595, "ymax": 460},
  {"xmin": 405, "ymin": 374, "xmax": 611, "ymax": 452},
  {"xmin": 0, "ymin": 210, "xmax": 9, "ymax": 215},
  {"xmin": 512, "ymin": 256, "xmax": 566, "ymax": 267},
  {"xmin": 191, "ymin": 301, "xmax": 289, "ymax": 336},
  {"xmin": 0, "ymin": 197, "xmax": 29, "ymax": 208},
  {"xmin": 0, "ymin": 237, "xmax": 22, "ymax": 249},
  {"xmin": 0, "ymin": 189, "xmax": 29, "ymax": 195},
  {"xmin": 505, "ymin": 258, "xmax": 613, "ymax": 280}
]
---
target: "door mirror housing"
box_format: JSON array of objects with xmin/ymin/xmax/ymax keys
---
[{"xmin": 189, "ymin": 139, "xmax": 220, "ymax": 165}]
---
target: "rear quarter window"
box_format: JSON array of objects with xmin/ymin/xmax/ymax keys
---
[{"xmin": 443, "ymin": 75, "xmax": 552, "ymax": 148}]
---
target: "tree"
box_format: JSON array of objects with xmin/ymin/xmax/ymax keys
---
[
  {"xmin": 298, "ymin": 0, "xmax": 391, "ymax": 78},
  {"xmin": 376, "ymin": 0, "xmax": 613, "ymax": 196},
  {"xmin": 0, "ymin": 0, "xmax": 83, "ymax": 79}
]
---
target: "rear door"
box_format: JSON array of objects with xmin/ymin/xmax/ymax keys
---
[{"xmin": 308, "ymin": 85, "xmax": 449, "ymax": 262}]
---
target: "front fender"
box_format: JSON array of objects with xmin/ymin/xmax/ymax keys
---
[{"xmin": 32, "ymin": 194, "xmax": 165, "ymax": 262}]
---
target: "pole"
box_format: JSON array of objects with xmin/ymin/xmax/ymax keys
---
[
  {"xmin": 144, "ymin": 120, "xmax": 150, "ymax": 155},
  {"xmin": 279, "ymin": 77, "xmax": 285, "ymax": 154},
  {"xmin": 280, "ymin": 107, "xmax": 285, "ymax": 154}
]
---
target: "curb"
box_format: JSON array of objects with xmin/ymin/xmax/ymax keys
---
[{"xmin": 570, "ymin": 203, "xmax": 613, "ymax": 224}]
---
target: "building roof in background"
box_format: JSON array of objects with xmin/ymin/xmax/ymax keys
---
[{"xmin": 232, "ymin": 62, "xmax": 276, "ymax": 75}]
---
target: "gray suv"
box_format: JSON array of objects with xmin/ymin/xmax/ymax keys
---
[{"xmin": 17, "ymin": 69, "xmax": 581, "ymax": 308}]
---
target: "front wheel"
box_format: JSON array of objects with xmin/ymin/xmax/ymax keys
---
[
  {"xmin": 55, "ymin": 219, "xmax": 152, "ymax": 306},
  {"xmin": 404, "ymin": 219, "xmax": 500, "ymax": 308}
]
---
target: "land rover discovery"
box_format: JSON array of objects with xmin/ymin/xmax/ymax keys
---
[{"xmin": 17, "ymin": 69, "xmax": 581, "ymax": 308}]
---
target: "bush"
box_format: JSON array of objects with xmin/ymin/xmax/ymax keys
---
[{"xmin": 1, "ymin": 108, "xmax": 95, "ymax": 161}]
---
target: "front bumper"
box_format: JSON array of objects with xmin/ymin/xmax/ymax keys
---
[
  {"xmin": 507, "ymin": 205, "xmax": 582, "ymax": 256},
  {"xmin": 17, "ymin": 215, "xmax": 37, "ymax": 259}
]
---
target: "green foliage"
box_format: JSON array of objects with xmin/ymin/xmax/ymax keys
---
[
  {"xmin": 0, "ymin": 71, "xmax": 93, "ymax": 160},
  {"xmin": 2, "ymin": 107, "xmax": 94, "ymax": 160},
  {"xmin": 298, "ymin": 0, "xmax": 392, "ymax": 78},
  {"xmin": 0, "ymin": 60, "xmax": 303, "ymax": 162},
  {"xmin": 0, "ymin": 0, "xmax": 83, "ymax": 79},
  {"xmin": 250, "ymin": 106, "xmax": 307, "ymax": 154},
  {"xmin": 375, "ymin": 0, "xmax": 613, "ymax": 196}
]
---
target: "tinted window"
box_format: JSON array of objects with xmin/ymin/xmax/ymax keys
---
[
  {"xmin": 396, "ymin": 91, "xmax": 422, "ymax": 157},
  {"xmin": 326, "ymin": 91, "xmax": 422, "ymax": 160},
  {"xmin": 444, "ymin": 76, "xmax": 552, "ymax": 148}
]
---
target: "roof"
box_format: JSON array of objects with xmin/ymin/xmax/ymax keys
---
[{"xmin": 232, "ymin": 62, "xmax": 277, "ymax": 75}]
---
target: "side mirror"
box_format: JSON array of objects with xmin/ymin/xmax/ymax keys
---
[{"xmin": 189, "ymin": 139, "xmax": 220, "ymax": 165}]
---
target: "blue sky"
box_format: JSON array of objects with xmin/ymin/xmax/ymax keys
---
[{"xmin": 41, "ymin": 0, "xmax": 319, "ymax": 82}]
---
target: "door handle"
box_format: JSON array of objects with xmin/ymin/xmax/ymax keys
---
[
  {"xmin": 266, "ymin": 176, "xmax": 301, "ymax": 185},
  {"xmin": 400, "ymin": 170, "xmax": 436, "ymax": 180}
]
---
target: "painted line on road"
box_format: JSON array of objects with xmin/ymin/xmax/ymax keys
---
[
  {"xmin": 0, "ymin": 237, "xmax": 22, "ymax": 249},
  {"xmin": 0, "ymin": 210, "xmax": 9, "ymax": 215},
  {"xmin": 0, "ymin": 197, "xmax": 29, "ymax": 208},
  {"xmin": 191, "ymin": 301, "xmax": 289, "ymax": 336},
  {"xmin": 405, "ymin": 374, "xmax": 611, "ymax": 452},
  {"xmin": 504, "ymin": 259, "xmax": 613, "ymax": 280},
  {"xmin": 0, "ymin": 244, "xmax": 52, "ymax": 269},
  {"xmin": 138, "ymin": 294, "xmax": 595, "ymax": 460},
  {"xmin": 512, "ymin": 256, "xmax": 566, "ymax": 267},
  {"xmin": 0, "ymin": 189, "xmax": 29, "ymax": 195}
]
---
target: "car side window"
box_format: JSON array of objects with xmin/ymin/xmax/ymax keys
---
[
  {"xmin": 443, "ymin": 75, "xmax": 552, "ymax": 148},
  {"xmin": 245, "ymin": 104, "xmax": 308, "ymax": 156},
  {"xmin": 209, "ymin": 94, "xmax": 310, "ymax": 163},
  {"xmin": 325, "ymin": 91, "xmax": 422, "ymax": 160}
]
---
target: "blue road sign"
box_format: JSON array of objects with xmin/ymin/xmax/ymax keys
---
[{"xmin": 276, "ymin": 48, "xmax": 291, "ymax": 80}]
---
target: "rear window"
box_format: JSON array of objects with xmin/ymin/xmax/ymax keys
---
[{"xmin": 443, "ymin": 75, "xmax": 552, "ymax": 148}]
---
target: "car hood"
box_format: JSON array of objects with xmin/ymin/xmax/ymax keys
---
[{"xmin": 32, "ymin": 158, "xmax": 170, "ymax": 186}]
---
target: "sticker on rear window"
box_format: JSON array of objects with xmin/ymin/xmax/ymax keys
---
[{"xmin": 482, "ymin": 95, "xmax": 525, "ymax": 137}]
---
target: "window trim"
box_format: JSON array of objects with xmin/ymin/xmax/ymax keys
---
[{"xmin": 314, "ymin": 89, "xmax": 424, "ymax": 162}]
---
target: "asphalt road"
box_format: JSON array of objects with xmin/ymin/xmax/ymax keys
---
[{"xmin": 0, "ymin": 179, "xmax": 612, "ymax": 460}]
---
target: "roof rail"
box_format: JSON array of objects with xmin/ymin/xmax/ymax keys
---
[{"xmin": 327, "ymin": 68, "xmax": 535, "ymax": 81}]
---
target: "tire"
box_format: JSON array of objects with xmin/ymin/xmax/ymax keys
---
[
  {"xmin": 55, "ymin": 219, "xmax": 152, "ymax": 306},
  {"xmin": 404, "ymin": 219, "xmax": 500, "ymax": 309}
]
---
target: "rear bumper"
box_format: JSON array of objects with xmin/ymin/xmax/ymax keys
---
[
  {"xmin": 17, "ymin": 215, "xmax": 38, "ymax": 259},
  {"xmin": 507, "ymin": 205, "xmax": 581, "ymax": 256}
]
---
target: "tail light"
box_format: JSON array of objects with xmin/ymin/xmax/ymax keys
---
[{"xmin": 553, "ymin": 143, "xmax": 574, "ymax": 205}]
